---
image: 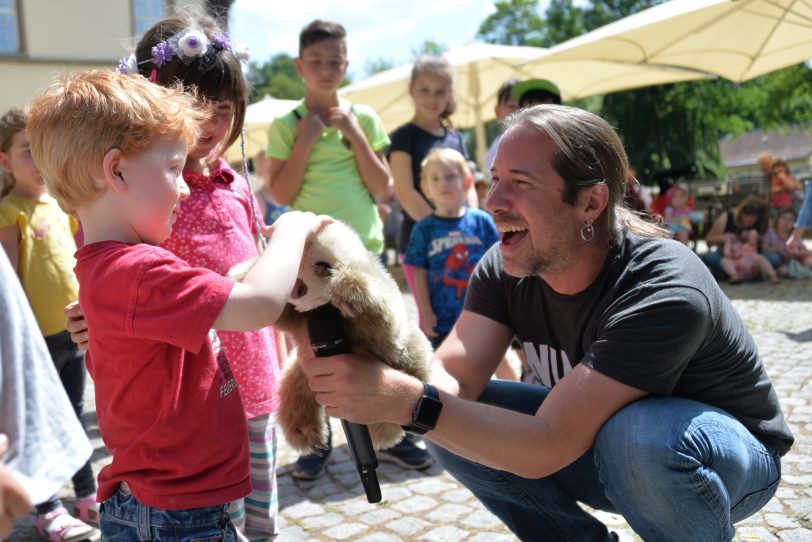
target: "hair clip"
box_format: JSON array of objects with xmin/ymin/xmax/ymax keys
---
[
  {"xmin": 172, "ymin": 29, "xmax": 209, "ymax": 60},
  {"xmin": 117, "ymin": 54, "xmax": 139, "ymax": 75},
  {"xmin": 211, "ymin": 32, "xmax": 231, "ymax": 50},
  {"xmin": 151, "ymin": 42, "xmax": 174, "ymax": 67}
]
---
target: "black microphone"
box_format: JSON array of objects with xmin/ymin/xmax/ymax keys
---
[{"xmin": 307, "ymin": 303, "xmax": 382, "ymax": 503}]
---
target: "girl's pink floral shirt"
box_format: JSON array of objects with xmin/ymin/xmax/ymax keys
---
[{"xmin": 161, "ymin": 158, "xmax": 280, "ymax": 418}]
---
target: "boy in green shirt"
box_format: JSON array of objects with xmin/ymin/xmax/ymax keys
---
[
  {"xmin": 266, "ymin": 19, "xmax": 389, "ymax": 255},
  {"xmin": 265, "ymin": 19, "xmax": 433, "ymax": 479}
]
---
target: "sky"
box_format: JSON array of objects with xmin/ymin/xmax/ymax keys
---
[{"xmin": 228, "ymin": 0, "xmax": 501, "ymax": 81}]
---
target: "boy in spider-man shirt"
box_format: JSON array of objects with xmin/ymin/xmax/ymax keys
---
[{"xmin": 405, "ymin": 148, "xmax": 499, "ymax": 349}]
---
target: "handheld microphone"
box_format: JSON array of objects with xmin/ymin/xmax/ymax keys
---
[{"xmin": 307, "ymin": 303, "xmax": 382, "ymax": 503}]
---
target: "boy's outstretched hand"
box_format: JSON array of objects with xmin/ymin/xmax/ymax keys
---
[
  {"xmin": 0, "ymin": 434, "xmax": 32, "ymax": 538},
  {"xmin": 260, "ymin": 211, "xmax": 332, "ymax": 240}
]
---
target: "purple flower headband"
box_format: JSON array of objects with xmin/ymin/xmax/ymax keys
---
[{"xmin": 117, "ymin": 28, "xmax": 249, "ymax": 77}]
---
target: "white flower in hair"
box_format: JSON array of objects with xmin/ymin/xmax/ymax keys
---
[
  {"xmin": 177, "ymin": 29, "xmax": 209, "ymax": 58},
  {"xmin": 233, "ymin": 40, "xmax": 250, "ymax": 63},
  {"xmin": 117, "ymin": 53, "xmax": 139, "ymax": 75}
]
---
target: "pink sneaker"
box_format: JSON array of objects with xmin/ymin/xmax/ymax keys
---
[
  {"xmin": 35, "ymin": 507, "xmax": 97, "ymax": 542},
  {"xmin": 74, "ymin": 496, "xmax": 99, "ymax": 526}
]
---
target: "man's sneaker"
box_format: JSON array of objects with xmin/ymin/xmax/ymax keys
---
[
  {"xmin": 377, "ymin": 435, "xmax": 434, "ymax": 470},
  {"xmin": 291, "ymin": 449, "xmax": 330, "ymax": 480}
]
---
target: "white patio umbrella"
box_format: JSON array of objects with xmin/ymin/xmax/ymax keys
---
[
  {"xmin": 522, "ymin": 0, "xmax": 812, "ymax": 85},
  {"xmin": 517, "ymin": 57, "xmax": 707, "ymax": 101},
  {"xmin": 339, "ymin": 41, "xmax": 710, "ymax": 170},
  {"xmin": 224, "ymin": 95, "xmax": 299, "ymax": 164}
]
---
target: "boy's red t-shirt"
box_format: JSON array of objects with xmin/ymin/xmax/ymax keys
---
[{"xmin": 74, "ymin": 241, "xmax": 250, "ymax": 510}]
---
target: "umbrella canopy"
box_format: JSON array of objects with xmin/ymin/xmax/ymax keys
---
[
  {"xmin": 224, "ymin": 96, "xmax": 299, "ymax": 164},
  {"xmin": 340, "ymin": 42, "xmax": 546, "ymax": 131},
  {"xmin": 523, "ymin": 0, "xmax": 812, "ymax": 85},
  {"xmin": 517, "ymin": 57, "xmax": 707, "ymax": 101},
  {"xmin": 339, "ymin": 42, "xmax": 547, "ymax": 170},
  {"xmin": 339, "ymin": 41, "xmax": 712, "ymax": 169}
]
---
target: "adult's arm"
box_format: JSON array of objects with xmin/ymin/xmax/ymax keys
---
[
  {"xmin": 301, "ymin": 309, "xmax": 646, "ymax": 478},
  {"xmin": 703, "ymin": 211, "xmax": 732, "ymax": 247},
  {"xmin": 787, "ymin": 186, "xmax": 812, "ymax": 252}
]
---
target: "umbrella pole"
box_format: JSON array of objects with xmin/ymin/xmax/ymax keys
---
[{"xmin": 468, "ymin": 65, "xmax": 488, "ymax": 175}]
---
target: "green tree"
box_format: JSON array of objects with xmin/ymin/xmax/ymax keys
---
[
  {"xmin": 477, "ymin": 0, "xmax": 547, "ymax": 46},
  {"xmin": 748, "ymin": 64, "xmax": 812, "ymax": 128},
  {"xmin": 364, "ymin": 57, "xmax": 395, "ymax": 76},
  {"xmin": 246, "ymin": 53, "xmax": 305, "ymax": 102},
  {"xmin": 543, "ymin": 0, "xmax": 585, "ymax": 45},
  {"xmin": 476, "ymin": 0, "xmax": 812, "ymax": 183},
  {"xmin": 412, "ymin": 39, "xmax": 447, "ymax": 58}
]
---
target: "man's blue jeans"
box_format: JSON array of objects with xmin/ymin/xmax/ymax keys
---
[
  {"xmin": 100, "ymin": 486, "xmax": 239, "ymax": 542},
  {"xmin": 427, "ymin": 380, "xmax": 781, "ymax": 541}
]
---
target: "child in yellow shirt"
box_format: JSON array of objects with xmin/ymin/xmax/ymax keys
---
[{"xmin": 0, "ymin": 108, "xmax": 98, "ymax": 541}]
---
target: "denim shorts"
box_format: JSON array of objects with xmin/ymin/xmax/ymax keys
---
[{"xmin": 100, "ymin": 486, "xmax": 238, "ymax": 542}]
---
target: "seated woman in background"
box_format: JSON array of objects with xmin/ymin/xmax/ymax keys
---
[{"xmin": 702, "ymin": 196, "xmax": 769, "ymax": 279}]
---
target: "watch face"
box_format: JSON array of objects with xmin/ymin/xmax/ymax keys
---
[{"xmin": 415, "ymin": 396, "xmax": 443, "ymax": 429}]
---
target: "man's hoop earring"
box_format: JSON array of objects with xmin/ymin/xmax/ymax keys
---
[{"xmin": 580, "ymin": 220, "xmax": 595, "ymax": 242}]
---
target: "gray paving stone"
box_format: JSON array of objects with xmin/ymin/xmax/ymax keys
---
[
  {"xmin": 385, "ymin": 516, "xmax": 430, "ymax": 537},
  {"xmin": 417, "ymin": 525, "xmax": 470, "ymax": 542},
  {"xmin": 322, "ymin": 522, "xmax": 369, "ymax": 540}
]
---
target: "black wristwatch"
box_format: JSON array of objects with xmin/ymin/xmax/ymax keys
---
[{"xmin": 402, "ymin": 382, "xmax": 443, "ymax": 435}]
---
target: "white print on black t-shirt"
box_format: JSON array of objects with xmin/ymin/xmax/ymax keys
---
[
  {"xmin": 209, "ymin": 330, "xmax": 238, "ymax": 398},
  {"xmin": 523, "ymin": 342, "xmax": 574, "ymax": 388}
]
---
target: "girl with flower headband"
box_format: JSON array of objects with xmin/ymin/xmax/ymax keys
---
[{"xmin": 74, "ymin": 7, "xmax": 281, "ymax": 541}]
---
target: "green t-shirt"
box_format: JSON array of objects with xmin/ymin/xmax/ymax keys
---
[{"xmin": 266, "ymin": 99, "xmax": 390, "ymax": 255}]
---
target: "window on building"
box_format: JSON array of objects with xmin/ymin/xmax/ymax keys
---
[
  {"xmin": 0, "ymin": 0, "xmax": 20, "ymax": 54},
  {"xmin": 133, "ymin": 0, "xmax": 168, "ymax": 36}
]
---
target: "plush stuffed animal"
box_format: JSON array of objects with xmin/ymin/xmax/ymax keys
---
[{"xmin": 229, "ymin": 220, "xmax": 433, "ymax": 453}]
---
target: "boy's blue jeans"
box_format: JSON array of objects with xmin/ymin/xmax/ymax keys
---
[
  {"xmin": 427, "ymin": 380, "xmax": 781, "ymax": 542},
  {"xmin": 100, "ymin": 486, "xmax": 238, "ymax": 542}
]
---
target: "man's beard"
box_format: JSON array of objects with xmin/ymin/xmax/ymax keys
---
[{"xmin": 501, "ymin": 233, "xmax": 580, "ymax": 279}]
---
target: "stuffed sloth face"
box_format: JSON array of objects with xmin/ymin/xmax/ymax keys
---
[
  {"xmin": 289, "ymin": 241, "xmax": 337, "ymax": 312},
  {"xmin": 288, "ymin": 221, "xmax": 369, "ymax": 313}
]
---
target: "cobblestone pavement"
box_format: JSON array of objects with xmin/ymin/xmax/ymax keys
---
[{"xmin": 9, "ymin": 270, "xmax": 812, "ymax": 542}]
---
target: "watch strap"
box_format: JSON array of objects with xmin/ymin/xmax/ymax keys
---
[{"xmin": 402, "ymin": 382, "xmax": 441, "ymax": 435}]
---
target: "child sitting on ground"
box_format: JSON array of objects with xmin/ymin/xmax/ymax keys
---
[
  {"xmin": 26, "ymin": 69, "xmax": 328, "ymax": 542},
  {"xmin": 721, "ymin": 228, "xmax": 779, "ymax": 284},
  {"xmin": 762, "ymin": 206, "xmax": 812, "ymax": 277}
]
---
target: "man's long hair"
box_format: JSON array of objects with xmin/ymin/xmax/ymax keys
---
[{"xmin": 506, "ymin": 105, "xmax": 667, "ymax": 244}]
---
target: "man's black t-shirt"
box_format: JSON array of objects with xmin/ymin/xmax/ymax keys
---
[{"xmin": 465, "ymin": 232, "xmax": 794, "ymax": 455}]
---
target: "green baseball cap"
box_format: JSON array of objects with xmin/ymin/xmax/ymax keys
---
[{"xmin": 512, "ymin": 79, "xmax": 562, "ymax": 105}]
